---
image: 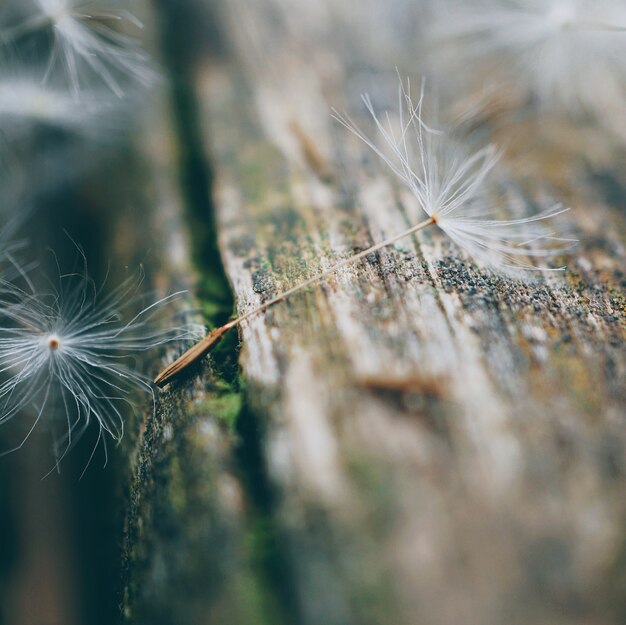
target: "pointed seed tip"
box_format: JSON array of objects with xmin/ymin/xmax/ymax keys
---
[{"xmin": 154, "ymin": 324, "xmax": 234, "ymax": 387}]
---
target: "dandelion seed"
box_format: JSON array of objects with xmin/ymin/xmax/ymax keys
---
[
  {"xmin": 431, "ymin": 0, "xmax": 626, "ymax": 115},
  {"xmin": 1, "ymin": 0, "xmax": 156, "ymax": 98},
  {"xmin": 333, "ymin": 78, "xmax": 575, "ymax": 271},
  {"xmin": 155, "ymin": 78, "xmax": 573, "ymax": 387},
  {"xmin": 0, "ymin": 263, "xmax": 191, "ymax": 471}
]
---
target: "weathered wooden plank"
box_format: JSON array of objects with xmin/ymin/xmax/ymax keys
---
[
  {"xmin": 187, "ymin": 1, "xmax": 626, "ymax": 624},
  {"xmin": 117, "ymin": 19, "xmax": 283, "ymax": 622}
]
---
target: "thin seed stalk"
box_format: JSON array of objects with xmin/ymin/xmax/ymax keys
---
[{"xmin": 154, "ymin": 216, "xmax": 436, "ymax": 386}]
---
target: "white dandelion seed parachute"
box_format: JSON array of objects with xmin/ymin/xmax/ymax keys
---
[
  {"xmin": 0, "ymin": 0, "xmax": 157, "ymax": 98},
  {"xmin": 430, "ymin": 0, "xmax": 626, "ymax": 117},
  {"xmin": 0, "ymin": 265, "xmax": 193, "ymax": 471},
  {"xmin": 333, "ymin": 77, "xmax": 575, "ymax": 272}
]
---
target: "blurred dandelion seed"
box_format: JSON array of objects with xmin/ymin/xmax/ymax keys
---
[
  {"xmin": 0, "ymin": 77, "xmax": 102, "ymax": 130},
  {"xmin": 1, "ymin": 0, "xmax": 156, "ymax": 97},
  {"xmin": 155, "ymin": 78, "xmax": 574, "ymax": 387},
  {"xmin": 0, "ymin": 264, "xmax": 190, "ymax": 472},
  {"xmin": 432, "ymin": 0, "xmax": 626, "ymax": 115}
]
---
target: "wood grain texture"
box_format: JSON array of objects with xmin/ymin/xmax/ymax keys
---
[
  {"xmin": 118, "ymin": 62, "xmax": 277, "ymax": 624},
  {"xmin": 187, "ymin": 1, "xmax": 626, "ymax": 624}
]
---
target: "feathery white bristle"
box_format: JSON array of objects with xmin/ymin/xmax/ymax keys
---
[
  {"xmin": 1, "ymin": 0, "xmax": 157, "ymax": 98},
  {"xmin": 0, "ymin": 201, "xmax": 30, "ymax": 283},
  {"xmin": 0, "ymin": 267, "xmax": 194, "ymax": 470},
  {"xmin": 333, "ymin": 77, "xmax": 575, "ymax": 272}
]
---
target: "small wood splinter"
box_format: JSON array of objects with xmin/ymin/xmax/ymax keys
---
[{"xmin": 154, "ymin": 217, "xmax": 436, "ymax": 387}]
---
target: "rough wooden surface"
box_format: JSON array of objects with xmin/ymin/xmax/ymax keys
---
[{"xmin": 122, "ymin": 1, "xmax": 626, "ymax": 624}]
